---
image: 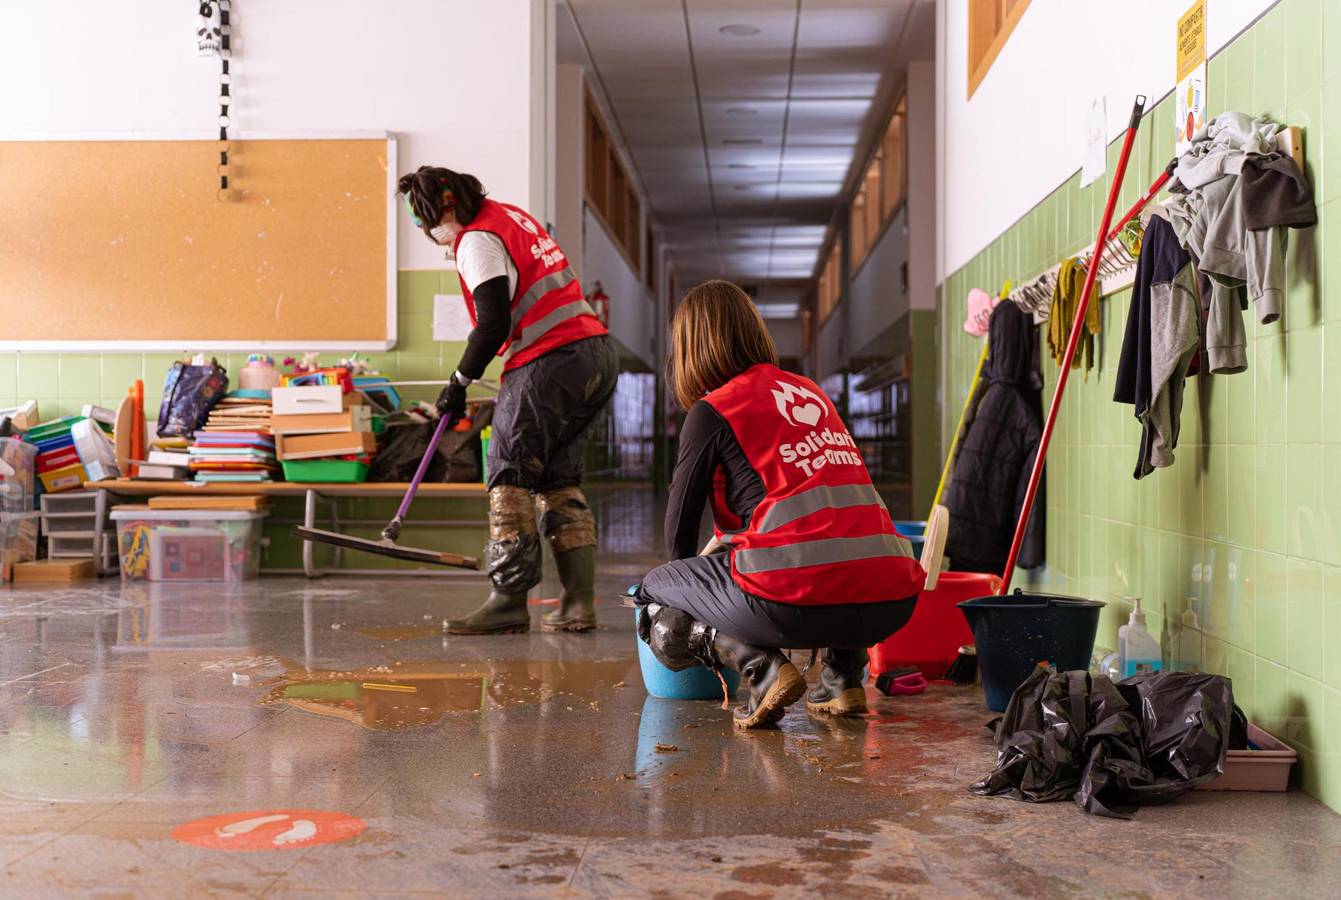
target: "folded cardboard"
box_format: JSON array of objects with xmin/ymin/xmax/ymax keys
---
[
  {"xmin": 275, "ymin": 431, "xmax": 377, "ymax": 461},
  {"xmin": 13, "ymin": 558, "xmax": 96, "ymax": 583},
  {"xmin": 271, "ymin": 386, "xmax": 364, "ymax": 416},
  {"xmin": 270, "ymin": 407, "xmax": 372, "ymax": 436}
]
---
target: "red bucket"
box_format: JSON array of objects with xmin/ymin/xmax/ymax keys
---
[{"xmin": 870, "ymin": 571, "xmax": 1002, "ymax": 679}]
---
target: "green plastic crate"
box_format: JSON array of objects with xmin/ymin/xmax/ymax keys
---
[{"xmin": 280, "ymin": 459, "xmax": 370, "ymax": 484}]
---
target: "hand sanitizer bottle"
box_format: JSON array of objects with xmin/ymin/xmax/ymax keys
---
[{"xmin": 1118, "ymin": 597, "xmax": 1163, "ymax": 678}]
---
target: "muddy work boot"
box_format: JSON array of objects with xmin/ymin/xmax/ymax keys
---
[
  {"xmin": 444, "ymin": 591, "xmax": 531, "ymax": 635},
  {"xmin": 637, "ymin": 604, "xmax": 804, "ymax": 730},
  {"xmin": 805, "ymin": 647, "xmax": 870, "ymax": 716},
  {"xmin": 542, "ymin": 545, "xmax": 597, "ymax": 632},
  {"xmin": 446, "ymin": 485, "xmax": 541, "ymax": 635},
  {"xmin": 536, "ymin": 488, "xmax": 599, "ymax": 633}
]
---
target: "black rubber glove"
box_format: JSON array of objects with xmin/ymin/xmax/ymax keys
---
[{"xmin": 436, "ymin": 376, "xmax": 468, "ymax": 426}]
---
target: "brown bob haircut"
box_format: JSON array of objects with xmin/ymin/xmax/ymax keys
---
[{"xmin": 669, "ymin": 280, "xmax": 779, "ymax": 411}]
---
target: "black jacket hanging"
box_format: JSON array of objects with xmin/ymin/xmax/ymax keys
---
[{"xmin": 943, "ymin": 301, "xmax": 1045, "ymax": 573}]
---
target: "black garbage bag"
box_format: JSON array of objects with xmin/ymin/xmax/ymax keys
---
[
  {"xmin": 971, "ymin": 667, "xmax": 1234, "ymax": 819},
  {"xmin": 367, "ymin": 406, "xmax": 492, "ymax": 484}
]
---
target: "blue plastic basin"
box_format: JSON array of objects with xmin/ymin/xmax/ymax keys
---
[
  {"xmin": 634, "ymin": 608, "xmax": 740, "ymax": 701},
  {"xmin": 958, "ymin": 591, "xmax": 1105, "ymax": 712},
  {"xmin": 892, "ymin": 519, "xmax": 926, "ymax": 559}
]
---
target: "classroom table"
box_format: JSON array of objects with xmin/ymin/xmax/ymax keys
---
[{"xmin": 86, "ymin": 480, "xmax": 487, "ymax": 578}]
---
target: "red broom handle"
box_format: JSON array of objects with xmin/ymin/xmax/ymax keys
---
[{"xmin": 998, "ymin": 95, "xmax": 1147, "ymax": 594}]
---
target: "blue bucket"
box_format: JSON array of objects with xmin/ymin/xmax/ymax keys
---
[
  {"xmin": 957, "ymin": 591, "xmax": 1105, "ymax": 712},
  {"xmin": 634, "ymin": 608, "xmax": 740, "ymax": 701},
  {"xmin": 893, "ymin": 519, "xmax": 926, "ymax": 560}
]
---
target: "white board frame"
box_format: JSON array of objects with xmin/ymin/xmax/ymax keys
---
[{"xmin": 0, "ymin": 130, "xmax": 399, "ymax": 353}]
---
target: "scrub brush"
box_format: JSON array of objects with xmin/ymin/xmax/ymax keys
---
[{"xmin": 942, "ymin": 644, "xmax": 978, "ymax": 685}]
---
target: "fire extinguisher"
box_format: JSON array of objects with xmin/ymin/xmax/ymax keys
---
[{"xmin": 588, "ymin": 281, "xmax": 610, "ymax": 326}]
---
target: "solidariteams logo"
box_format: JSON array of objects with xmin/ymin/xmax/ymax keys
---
[{"xmin": 771, "ymin": 379, "xmax": 863, "ymax": 476}]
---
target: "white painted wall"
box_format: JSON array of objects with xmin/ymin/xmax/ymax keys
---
[
  {"xmin": 0, "ymin": 0, "xmax": 542, "ymax": 272},
  {"xmin": 938, "ymin": 0, "xmax": 1276, "ymax": 278},
  {"xmin": 583, "ymin": 207, "xmax": 654, "ymax": 368}
]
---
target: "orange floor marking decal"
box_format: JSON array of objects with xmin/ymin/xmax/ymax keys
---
[{"xmin": 171, "ymin": 809, "xmax": 366, "ymax": 851}]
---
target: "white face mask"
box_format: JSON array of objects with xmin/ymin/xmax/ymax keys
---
[{"xmin": 429, "ymin": 219, "xmax": 460, "ymax": 245}]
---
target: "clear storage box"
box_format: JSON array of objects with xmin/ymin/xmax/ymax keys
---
[
  {"xmin": 0, "ymin": 438, "xmax": 37, "ymax": 513},
  {"xmin": 110, "ymin": 506, "xmax": 266, "ymax": 582},
  {"xmin": 1, "ymin": 511, "xmax": 41, "ymax": 581}
]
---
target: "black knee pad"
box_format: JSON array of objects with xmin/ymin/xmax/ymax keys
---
[
  {"xmin": 641, "ymin": 604, "xmax": 712, "ymax": 673},
  {"xmin": 485, "ymin": 534, "xmax": 542, "ymax": 595}
]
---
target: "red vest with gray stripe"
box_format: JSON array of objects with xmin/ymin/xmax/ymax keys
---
[
  {"xmin": 705, "ymin": 364, "xmax": 925, "ymax": 606},
  {"xmin": 454, "ymin": 199, "xmax": 606, "ymax": 373}
]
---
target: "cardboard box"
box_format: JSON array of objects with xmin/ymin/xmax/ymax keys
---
[
  {"xmin": 275, "ymin": 431, "xmax": 377, "ymax": 461},
  {"xmin": 270, "ymin": 407, "xmax": 373, "ymax": 436},
  {"xmin": 271, "ymin": 386, "xmax": 364, "ymax": 416}
]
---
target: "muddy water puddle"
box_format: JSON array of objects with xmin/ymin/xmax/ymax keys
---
[
  {"xmin": 349, "ymin": 623, "xmax": 442, "ymax": 641},
  {"xmin": 263, "ymin": 657, "xmax": 637, "ymax": 731}
]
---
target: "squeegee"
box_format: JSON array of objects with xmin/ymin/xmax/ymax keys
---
[{"xmin": 293, "ymin": 413, "xmax": 480, "ymax": 569}]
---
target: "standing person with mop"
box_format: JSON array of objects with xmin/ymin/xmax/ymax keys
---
[{"xmin": 399, "ymin": 166, "xmax": 617, "ymax": 634}]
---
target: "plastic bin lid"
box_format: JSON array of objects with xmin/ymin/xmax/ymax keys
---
[{"xmin": 110, "ymin": 506, "xmax": 267, "ymax": 521}]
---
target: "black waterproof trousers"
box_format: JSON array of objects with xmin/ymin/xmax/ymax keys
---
[{"xmin": 637, "ymin": 553, "xmax": 916, "ymax": 650}]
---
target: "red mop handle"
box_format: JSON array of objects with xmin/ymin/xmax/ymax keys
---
[{"xmin": 998, "ymin": 95, "xmax": 1147, "ymax": 595}]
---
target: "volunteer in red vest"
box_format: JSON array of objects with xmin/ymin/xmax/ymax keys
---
[
  {"xmin": 636, "ymin": 280, "xmax": 925, "ymax": 728},
  {"xmin": 398, "ymin": 166, "xmax": 617, "ymax": 634}
]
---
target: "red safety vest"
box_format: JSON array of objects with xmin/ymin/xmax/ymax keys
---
[
  {"xmin": 454, "ymin": 199, "xmax": 607, "ymax": 372},
  {"xmin": 704, "ymin": 364, "xmax": 925, "ymax": 606}
]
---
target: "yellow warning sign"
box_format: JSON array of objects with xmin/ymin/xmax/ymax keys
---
[{"xmin": 1176, "ymin": 0, "xmax": 1206, "ymax": 83}]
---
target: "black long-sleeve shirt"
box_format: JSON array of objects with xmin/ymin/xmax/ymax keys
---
[
  {"xmin": 664, "ymin": 401, "xmax": 765, "ymax": 560},
  {"xmin": 455, "ymin": 275, "xmax": 512, "ymax": 380}
]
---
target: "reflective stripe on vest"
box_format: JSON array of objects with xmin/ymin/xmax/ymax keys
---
[
  {"xmin": 504, "ymin": 298, "xmax": 597, "ymax": 362},
  {"xmin": 754, "ymin": 483, "xmax": 887, "ymax": 535},
  {"xmin": 733, "ymin": 532, "xmax": 912, "ymax": 575},
  {"xmin": 512, "ymin": 266, "xmax": 579, "ymax": 331}
]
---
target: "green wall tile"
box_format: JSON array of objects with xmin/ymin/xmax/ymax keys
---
[
  {"xmin": 1287, "ymin": 557, "xmax": 1326, "ymax": 680},
  {"xmin": 1224, "ymin": 32, "xmax": 1257, "ymax": 119},
  {"xmin": 1256, "ymin": 550, "xmax": 1289, "ymax": 668},
  {"xmin": 1229, "ymin": 548, "xmax": 1256, "ymax": 652},
  {"xmin": 0, "ymin": 354, "xmax": 17, "ymax": 404},
  {"xmin": 1325, "ymin": 566, "xmax": 1341, "ymax": 689},
  {"xmin": 1325, "ymin": 323, "xmax": 1341, "ymax": 442},
  {"xmin": 1287, "ymin": 671, "xmax": 1325, "ymax": 758},
  {"xmin": 1254, "ymin": 444, "xmax": 1288, "ymax": 555},
  {"xmin": 16, "ymin": 353, "xmax": 60, "ymax": 400},
  {"xmin": 1286, "ymin": 327, "xmax": 1323, "ymax": 443},
  {"xmin": 1287, "ymin": 443, "xmax": 1324, "ymax": 559},
  {"xmin": 1204, "ymin": 444, "xmax": 1230, "ymax": 542},
  {"xmin": 1255, "ymin": 6, "xmax": 1289, "ymax": 120},
  {"xmin": 1255, "ymin": 335, "xmax": 1288, "ymax": 442},
  {"xmin": 1322, "ymin": 445, "xmax": 1341, "ymax": 567},
  {"xmin": 1256, "ymin": 659, "xmax": 1290, "ymax": 734},
  {"xmin": 58, "ymin": 355, "xmax": 100, "ymax": 403},
  {"xmin": 1226, "ymin": 445, "xmax": 1256, "ymax": 548}
]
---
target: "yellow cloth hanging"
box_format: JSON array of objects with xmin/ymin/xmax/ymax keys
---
[{"xmin": 1047, "ymin": 256, "xmax": 1100, "ymax": 375}]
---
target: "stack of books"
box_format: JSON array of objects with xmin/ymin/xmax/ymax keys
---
[
  {"xmin": 272, "ymin": 387, "xmax": 375, "ymax": 478},
  {"xmin": 203, "ymin": 393, "xmax": 273, "ymax": 433},
  {"xmin": 133, "ymin": 442, "xmax": 193, "ymax": 481},
  {"xmin": 188, "ymin": 431, "xmax": 279, "ymax": 483}
]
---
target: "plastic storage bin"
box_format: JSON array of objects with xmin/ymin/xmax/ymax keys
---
[
  {"xmin": 111, "ymin": 506, "xmax": 266, "ymax": 582},
  {"xmin": 280, "ymin": 458, "xmax": 370, "ymax": 483},
  {"xmin": 1198, "ymin": 723, "xmax": 1297, "ymax": 791},
  {"xmin": 1, "ymin": 511, "xmax": 40, "ymax": 581},
  {"xmin": 870, "ymin": 571, "xmax": 1003, "ymax": 678},
  {"xmin": 0, "ymin": 438, "xmax": 37, "ymax": 512}
]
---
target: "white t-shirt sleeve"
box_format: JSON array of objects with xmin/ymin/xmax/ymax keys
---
[{"xmin": 455, "ymin": 231, "xmax": 518, "ymax": 298}]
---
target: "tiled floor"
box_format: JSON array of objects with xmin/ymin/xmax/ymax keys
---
[{"xmin": 1, "ymin": 488, "xmax": 1340, "ymax": 897}]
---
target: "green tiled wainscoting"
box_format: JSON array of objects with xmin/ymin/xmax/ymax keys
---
[
  {"xmin": 0, "ymin": 270, "xmax": 494, "ymax": 572},
  {"xmin": 939, "ymin": 0, "xmax": 1341, "ymax": 812}
]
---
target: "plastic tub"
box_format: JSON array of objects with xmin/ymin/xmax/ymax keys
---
[
  {"xmin": 111, "ymin": 506, "xmax": 266, "ymax": 582},
  {"xmin": 870, "ymin": 571, "xmax": 1003, "ymax": 678},
  {"xmin": 281, "ymin": 458, "xmax": 369, "ymax": 483},
  {"xmin": 892, "ymin": 519, "xmax": 926, "ymax": 559},
  {"xmin": 1, "ymin": 511, "xmax": 40, "ymax": 581},
  {"xmin": 634, "ymin": 608, "xmax": 740, "ymax": 701},
  {"xmin": 1198, "ymin": 724, "xmax": 1297, "ymax": 791},
  {"xmin": 958, "ymin": 591, "xmax": 1105, "ymax": 712}
]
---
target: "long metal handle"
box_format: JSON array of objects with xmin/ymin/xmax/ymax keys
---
[
  {"xmin": 386, "ymin": 413, "xmax": 455, "ymax": 537},
  {"xmin": 998, "ymin": 95, "xmax": 1147, "ymax": 595}
]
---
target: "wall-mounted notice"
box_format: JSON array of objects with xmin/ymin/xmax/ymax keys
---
[
  {"xmin": 1175, "ymin": 0, "xmax": 1207, "ymax": 156},
  {"xmin": 1081, "ymin": 96, "xmax": 1107, "ymax": 188}
]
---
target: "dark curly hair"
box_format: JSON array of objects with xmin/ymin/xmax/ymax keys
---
[{"xmin": 396, "ymin": 166, "xmax": 487, "ymax": 228}]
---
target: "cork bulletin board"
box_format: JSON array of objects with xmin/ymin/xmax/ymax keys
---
[{"xmin": 0, "ymin": 134, "xmax": 397, "ymax": 350}]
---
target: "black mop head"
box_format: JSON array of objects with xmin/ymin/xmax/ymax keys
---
[{"xmin": 292, "ymin": 526, "xmax": 480, "ymax": 570}]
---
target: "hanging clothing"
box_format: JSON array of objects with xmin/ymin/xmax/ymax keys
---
[
  {"xmin": 1113, "ymin": 216, "xmax": 1199, "ymax": 478},
  {"xmin": 1046, "ymin": 256, "xmax": 1100, "ymax": 375},
  {"xmin": 454, "ymin": 199, "xmax": 607, "ymax": 373},
  {"xmin": 1240, "ymin": 155, "xmax": 1318, "ymax": 231},
  {"xmin": 944, "ymin": 302, "xmax": 1045, "ymax": 574}
]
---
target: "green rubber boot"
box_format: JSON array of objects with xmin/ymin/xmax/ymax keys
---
[
  {"xmin": 541, "ymin": 545, "xmax": 597, "ymax": 633},
  {"xmin": 444, "ymin": 591, "xmax": 531, "ymax": 635}
]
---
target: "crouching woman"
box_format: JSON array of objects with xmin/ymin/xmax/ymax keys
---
[{"xmin": 636, "ymin": 280, "xmax": 925, "ymax": 729}]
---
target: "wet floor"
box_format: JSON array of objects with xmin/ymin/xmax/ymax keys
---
[{"xmin": 2, "ymin": 488, "xmax": 1340, "ymax": 896}]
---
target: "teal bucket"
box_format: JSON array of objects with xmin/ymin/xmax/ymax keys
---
[{"xmin": 634, "ymin": 608, "xmax": 740, "ymax": 700}]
